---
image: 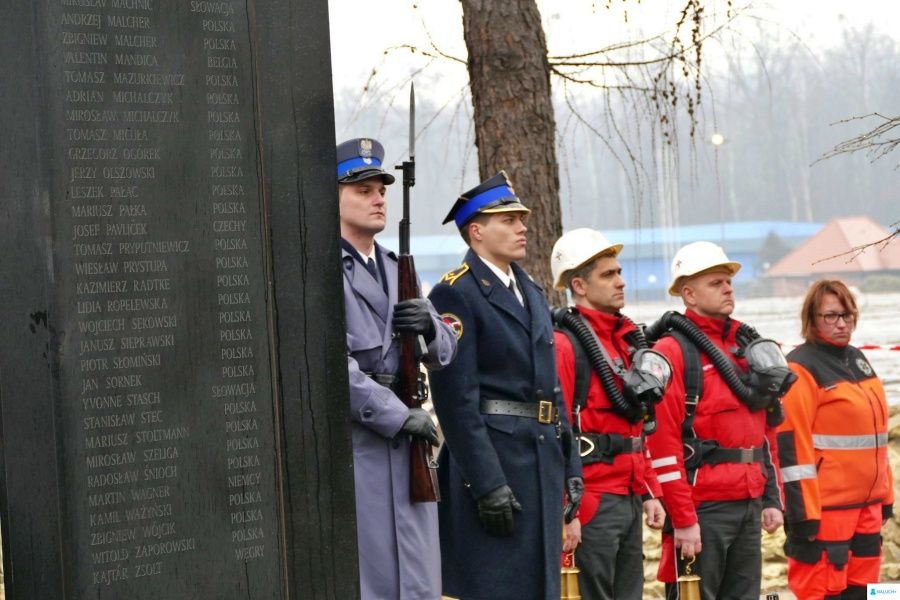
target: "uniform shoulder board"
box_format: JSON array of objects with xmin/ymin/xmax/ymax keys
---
[{"xmin": 439, "ymin": 263, "xmax": 470, "ymax": 286}]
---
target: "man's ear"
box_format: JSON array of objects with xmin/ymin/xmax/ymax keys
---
[
  {"xmin": 681, "ymin": 282, "xmax": 695, "ymax": 307},
  {"xmin": 570, "ymin": 277, "xmax": 586, "ymax": 298},
  {"xmin": 468, "ymin": 222, "xmax": 481, "ymax": 242}
]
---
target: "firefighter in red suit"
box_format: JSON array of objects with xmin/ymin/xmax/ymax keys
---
[
  {"xmin": 550, "ymin": 229, "xmax": 666, "ymax": 600},
  {"xmin": 646, "ymin": 241, "xmax": 785, "ymax": 600}
]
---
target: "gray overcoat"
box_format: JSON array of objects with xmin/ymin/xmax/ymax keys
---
[{"xmin": 342, "ymin": 241, "xmax": 456, "ymax": 600}]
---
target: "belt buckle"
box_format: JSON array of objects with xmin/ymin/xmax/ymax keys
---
[
  {"xmin": 538, "ymin": 400, "xmax": 554, "ymax": 424},
  {"xmin": 740, "ymin": 448, "xmax": 754, "ymax": 463}
]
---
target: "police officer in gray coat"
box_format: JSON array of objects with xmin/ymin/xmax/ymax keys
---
[
  {"xmin": 338, "ymin": 138, "xmax": 457, "ymax": 600},
  {"xmin": 428, "ymin": 172, "xmax": 583, "ymax": 600}
]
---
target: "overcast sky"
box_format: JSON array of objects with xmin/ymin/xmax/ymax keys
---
[
  {"xmin": 326, "ymin": 0, "xmax": 899, "ymax": 241},
  {"xmin": 328, "ymin": 0, "xmax": 900, "ymax": 119}
]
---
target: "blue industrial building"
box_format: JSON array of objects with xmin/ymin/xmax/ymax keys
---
[{"xmin": 381, "ymin": 221, "xmax": 822, "ymax": 295}]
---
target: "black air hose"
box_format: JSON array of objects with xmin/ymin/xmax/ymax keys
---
[
  {"xmin": 735, "ymin": 322, "xmax": 761, "ymax": 352},
  {"xmin": 643, "ymin": 311, "xmax": 758, "ymax": 404},
  {"xmin": 625, "ymin": 317, "xmax": 650, "ymax": 350},
  {"xmin": 552, "ymin": 307, "xmax": 642, "ymax": 423},
  {"xmin": 642, "ymin": 311, "xmax": 679, "ymax": 344}
]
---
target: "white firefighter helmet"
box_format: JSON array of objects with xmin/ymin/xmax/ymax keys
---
[
  {"xmin": 551, "ymin": 228, "xmax": 624, "ymax": 290},
  {"xmin": 668, "ymin": 241, "xmax": 741, "ymax": 297}
]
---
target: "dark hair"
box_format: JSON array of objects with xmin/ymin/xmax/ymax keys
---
[
  {"xmin": 459, "ymin": 213, "xmax": 491, "ymax": 245},
  {"xmin": 565, "ymin": 249, "xmax": 618, "ymax": 293},
  {"xmin": 800, "ymin": 279, "xmax": 859, "ymax": 343}
]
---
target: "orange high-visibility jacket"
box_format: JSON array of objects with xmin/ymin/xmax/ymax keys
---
[{"xmin": 777, "ymin": 341, "xmax": 894, "ymax": 538}]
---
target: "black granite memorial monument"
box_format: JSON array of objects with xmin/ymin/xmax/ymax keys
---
[{"xmin": 0, "ymin": 0, "xmax": 356, "ymax": 598}]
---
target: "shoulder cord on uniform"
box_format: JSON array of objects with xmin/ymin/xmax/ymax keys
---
[{"xmin": 552, "ymin": 307, "xmax": 644, "ymax": 424}]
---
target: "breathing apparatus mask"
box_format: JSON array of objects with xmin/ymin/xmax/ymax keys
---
[
  {"xmin": 742, "ymin": 338, "xmax": 796, "ymax": 423},
  {"xmin": 623, "ymin": 349, "xmax": 672, "ymax": 434}
]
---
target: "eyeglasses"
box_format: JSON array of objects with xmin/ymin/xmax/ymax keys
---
[{"xmin": 816, "ymin": 312, "xmax": 856, "ymax": 325}]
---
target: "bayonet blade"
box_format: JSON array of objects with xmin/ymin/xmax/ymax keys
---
[{"xmin": 409, "ymin": 82, "xmax": 415, "ymax": 160}]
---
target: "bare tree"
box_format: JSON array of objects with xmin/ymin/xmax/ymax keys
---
[
  {"xmin": 459, "ymin": 0, "xmax": 561, "ymax": 294},
  {"xmin": 347, "ymin": 1, "xmax": 742, "ymax": 294},
  {"xmin": 457, "ymin": 0, "xmax": 725, "ymax": 295}
]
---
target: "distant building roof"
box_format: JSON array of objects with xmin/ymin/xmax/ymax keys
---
[{"xmin": 766, "ymin": 216, "xmax": 900, "ymax": 277}]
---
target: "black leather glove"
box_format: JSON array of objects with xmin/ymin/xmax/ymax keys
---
[
  {"xmin": 477, "ymin": 484, "xmax": 523, "ymax": 537},
  {"xmin": 400, "ymin": 407, "xmax": 439, "ymax": 446},
  {"xmin": 563, "ymin": 477, "xmax": 584, "ymax": 524},
  {"xmin": 393, "ymin": 298, "xmax": 436, "ymax": 343}
]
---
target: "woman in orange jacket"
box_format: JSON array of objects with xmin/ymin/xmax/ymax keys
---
[{"xmin": 778, "ymin": 279, "xmax": 893, "ymax": 600}]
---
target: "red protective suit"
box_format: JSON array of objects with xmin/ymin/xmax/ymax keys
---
[
  {"xmin": 554, "ymin": 306, "xmax": 662, "ymax": 525},
  {"xmin": 646, "ymin": 310, "xmax": 782, "ymax": 583}
]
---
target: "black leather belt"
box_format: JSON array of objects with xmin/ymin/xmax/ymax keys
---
[
  {"xmin": 480, "ymin": 399, "xmax": 558, "ymax": 424},
  {"xmin": 704, "ymin": 446, "xmax": 764, "ymax": 465},
  {"xmin": 579, "ymin": 433, "xmax": 642, "ymax": 465}
]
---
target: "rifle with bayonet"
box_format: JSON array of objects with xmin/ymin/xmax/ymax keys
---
[{"xmin": 396, "ymin": 83, "xmax": 441, "ymax": 503}]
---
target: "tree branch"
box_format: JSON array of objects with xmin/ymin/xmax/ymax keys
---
[
  {"xmin": 812, "ymin": 221, "xmax": 900, "ymax": 265},
  {"xmin": 817, "ymin": 113, "xmax": 900, "ymax": 166}
]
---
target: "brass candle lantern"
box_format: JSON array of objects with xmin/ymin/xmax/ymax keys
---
[{"xmin": 676, "ymin": 553, "xmax": 701, "ymax": 600}]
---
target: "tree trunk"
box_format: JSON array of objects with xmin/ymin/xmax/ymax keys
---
[{"xmin": 461, "ymin": 0, "xmax": 562, "ymax": 299}]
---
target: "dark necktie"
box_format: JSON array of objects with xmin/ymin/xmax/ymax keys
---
[
  {"xmin": 365, "ymin": 257, "xmax": 378, "ymax": 281},
  {"xmin": 508, "ymin": 279, "xmax": 523, "ymax": 306}
]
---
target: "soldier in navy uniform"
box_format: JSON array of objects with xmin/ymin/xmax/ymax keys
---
[
  {"xmin": 338, "ymin": 138, "xmax": 457, "ymax": 600},
  {"xmin": 427, "ymin": 172, "xmax": 583, "ymax": 600}
]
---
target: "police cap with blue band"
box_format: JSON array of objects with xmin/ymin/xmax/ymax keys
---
[
  {"xmin": 336, "ymin": 137, "xmax": 396, "ymax": 185},
  {"xmin": 442, "ymin": 171, "xmax": 531, "ymax": 228}
]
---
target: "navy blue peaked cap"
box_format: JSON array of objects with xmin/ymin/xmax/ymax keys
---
[
  {"xmin": 336, "ymin": 137, "xmax": 396, "ymax": 185},
  {"xmin": 442, "ymin": 170, "xmax": 531, "ymax": 228}
]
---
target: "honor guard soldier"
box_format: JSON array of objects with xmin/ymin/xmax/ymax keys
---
[
  {"xmin": 550, "ymin": 229, "xmax": 667, "ymax": 600},
  {"xmin": 338, "ymin": 137, "xmax": 457, "ymax": 600},
  {"xmin": 644, "ymin": 242, "xmax": 792, "ymax": 600},
  {"xmin": 427, "ymin": 172, "xmax": 582, "ymax": 600}
]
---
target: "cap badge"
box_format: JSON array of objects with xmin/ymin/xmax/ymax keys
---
[{"xmin": 358, "ymin": 138, "xmax": 373, "ymax": 157}]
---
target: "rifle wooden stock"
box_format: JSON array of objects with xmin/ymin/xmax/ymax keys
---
[{"xmin": 397, "ymin": 253, "xmax": 441, "ymax": 503}]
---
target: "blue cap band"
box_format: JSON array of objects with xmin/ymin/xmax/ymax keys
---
[
  {"xmin": 338, "ymin": 156, "xmax": 383, "ymax": 179},
  {"xmin": 454, "ymin": 185, "xmax": 517, "ymax": 228}
]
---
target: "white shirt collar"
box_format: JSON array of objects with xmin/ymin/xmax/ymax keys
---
[
  {"xmin": 478, "ymin": 255, "xmax": 515, "ymax": 287},
  {"xmin": 477, "ymin": 256, "xmax": 525, "ymax": 307}
]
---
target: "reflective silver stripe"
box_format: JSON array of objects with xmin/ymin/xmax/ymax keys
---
[
  {"xmin": 652, "ymin": 456, "xmax": 677, "ymax": 469},
  {"xmin": 657, "ymin": 471, "xmax": 681, "ymax": 483},
  {"xmin": 780, "ymin": 464, "xmax": 817, "ymax": 483},
  {"xmin": 812, "ymin": 433, "xmax": 888, "ymax": 450}
]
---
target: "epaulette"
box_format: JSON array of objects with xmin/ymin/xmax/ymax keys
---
[{"xmin": 439, "ymin": 263, "xmax": 470, "ymax": 286}]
